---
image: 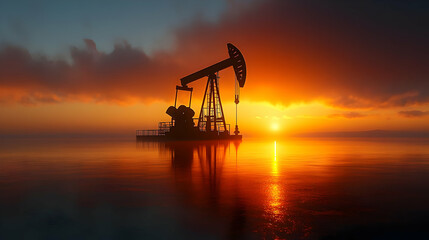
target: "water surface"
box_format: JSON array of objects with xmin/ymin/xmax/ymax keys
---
[{"xmin": 1, "ymin": 137, "xmax": 429, "ymax": 239}]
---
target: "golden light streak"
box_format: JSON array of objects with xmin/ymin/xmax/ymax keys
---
[
  {"xmin": 272, "ymin": 141, "xmax": 278, "ymax": 176},
  {"xmin": 265, "ymin": 141, "xmax": 284, "ymax": 225}
]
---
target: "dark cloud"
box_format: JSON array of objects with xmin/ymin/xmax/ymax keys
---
[
  {"xmin": 0, "ymin": 0, "xmax": 428, "ymax": 107},
  {"xmin": 172, "ymin": 0, "xmax": 429, "ymax": 108},
  {"xmin": 328, "ymin": 112, "xmax": 367, "ymax": 119},
  {"xmin": 398, "ymin": 110, "xmax": 429, "ymax": 118},
  {"xmin": 0, "ymin": 41, "xmax": 184, "ymax": 104}
]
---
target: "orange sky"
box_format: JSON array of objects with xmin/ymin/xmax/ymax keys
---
[
  {"xmin": 0, "ymin": 0, "xmax": 428, "ymax": 136},
  {"xmin": 1, "ymin": 99, "xmax": 428, "ymax": 137}
]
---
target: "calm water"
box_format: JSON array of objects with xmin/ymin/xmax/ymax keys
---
[{"xmin": 1, "ymin": 137, "xmax": 429, "ymax": 239}]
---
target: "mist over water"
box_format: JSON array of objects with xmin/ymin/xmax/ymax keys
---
[{"xmin": 1, "ymin": 137, "xmax": 429, "ymax": 239}]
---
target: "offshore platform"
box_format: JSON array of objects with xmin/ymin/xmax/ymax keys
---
[{"xmin": 136, "ymin": 43, "xmax": 246, "ymax": 141}]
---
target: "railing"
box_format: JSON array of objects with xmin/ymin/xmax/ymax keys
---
[
  {"xmin": 158, "ymin": 122, "xmax": 172, "ymax": 135},
  {"xmin": 136, "ymin": 129, "xmax": 161, "ymax": 136},
  {"xmin": 198, "ymin": 122, "xmax": 230, "ymax": 133},
  {"xmin": 137, "ymin": 119, "xmax": 231, "ymax": 137}
]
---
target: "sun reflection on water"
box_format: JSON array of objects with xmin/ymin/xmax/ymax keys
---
[
  {"xmin": 261, "ymin": 141, "xmax": 289, "ymax": 238},
  {"xmin": 268, "ymin": 141, "xmax": 282, "ymax": 213},
  {"xmin": 272, "ymin": 141, "xmax": 279, "ymax": 176}
]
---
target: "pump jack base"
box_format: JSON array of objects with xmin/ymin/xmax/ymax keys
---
[{"xmin": 136, "ymin": 133, "xmax": 242, "ymax": 141}]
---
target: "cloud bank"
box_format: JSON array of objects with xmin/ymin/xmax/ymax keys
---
[
  {"xmin": 0, "ymin": 39, "xmax": 184, "ymax": 104},
  {"xmin": 328, "ymin": 112, "xmax": 367, "ymax": 119},
  {"xmin": 398, "ymin": 110, "xmax": 429, "ymax": 118},
  {"xmin": 0, "ymin": 0, "xmax": 428, "ymax": 108}
]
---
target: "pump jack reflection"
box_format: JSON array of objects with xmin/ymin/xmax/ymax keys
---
[{"xmin": 163, "ymin": 140, "xmax": 246, "ymax": 239}]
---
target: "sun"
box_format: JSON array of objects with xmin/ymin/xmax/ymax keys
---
[{"xmin": 270, "ymin": 122, "xmax": 280, "ymax": 131}]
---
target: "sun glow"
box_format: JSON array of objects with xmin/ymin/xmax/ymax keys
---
[{"xmin": 271, "ymin": 122, "xmax": 280, "ymax": 131}]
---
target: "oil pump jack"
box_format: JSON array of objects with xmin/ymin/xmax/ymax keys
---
[{"xmin": 136, "ymin": 43, "xmax": 246, "ymax": 140}]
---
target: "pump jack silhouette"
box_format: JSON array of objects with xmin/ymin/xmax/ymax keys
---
[{"xmin": 136, "ymin": 43, "xmax": 246, "ymax": 141}]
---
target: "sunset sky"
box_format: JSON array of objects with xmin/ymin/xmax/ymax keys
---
[{"xmin": 0, "ymin": 0, "xmax": 428, "ymax": 137}]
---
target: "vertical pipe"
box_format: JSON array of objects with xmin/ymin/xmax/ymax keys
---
[
  {"xmin": 234, "ymin": 77, "xmax": 240, "ymax": 135},
  {"xmin": 174, "ymin": 88, "xmax": 178, "ymax": 108},
  {"xmin": 198, "ymin": 78, "xmax": 210, "ymax": 131},
  {"xmin": 189, "ymin": 90, "xmax": 193, "ymax": 108},
  {"xmin": 210, "ymin": 75, "xmax": 217, "ymax": 132},
  {"xmin": 207, "ymin": 78, "xmax": 213, "ymax": 132}
]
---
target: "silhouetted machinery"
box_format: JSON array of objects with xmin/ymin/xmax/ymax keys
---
[{"xmin": 136, "ymin": 43, "xmax": 246, "ymax": 140}]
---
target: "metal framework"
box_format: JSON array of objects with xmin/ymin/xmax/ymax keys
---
[{"xmin": 197, "ymin": 73, "xmax": 227, "ymax": 133}]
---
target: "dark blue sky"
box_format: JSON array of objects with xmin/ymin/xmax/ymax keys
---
[{"xmin": 0, "ymin": 0, "xmax": 228, "ymax": 56}]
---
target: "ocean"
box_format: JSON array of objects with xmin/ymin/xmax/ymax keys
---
[{"xmin": 1, "ymin": 137, "xmax": 429, "ymax": 239}]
